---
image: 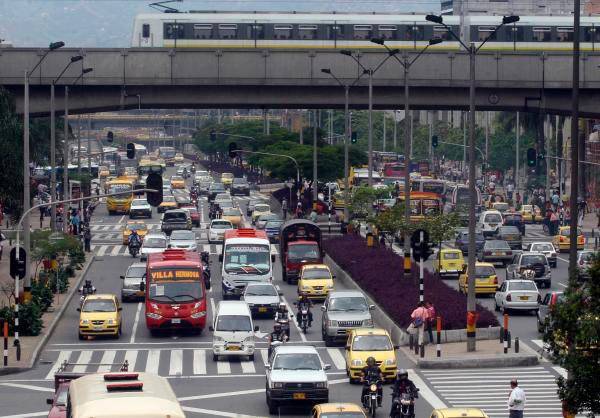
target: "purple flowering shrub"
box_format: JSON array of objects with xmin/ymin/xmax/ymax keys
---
[{"xmin": 323, "ymin": 235, "xmax": 499, "ymax": 330}]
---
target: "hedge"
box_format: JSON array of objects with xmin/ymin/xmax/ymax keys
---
[{"xmin": 323, "ymin": 234, "xmax": 499, "ymax": 330}]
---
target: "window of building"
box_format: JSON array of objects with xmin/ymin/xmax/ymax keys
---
[
  {"xmin": 142, "ymin": 24, "xmax": 150, "ymax": 38},
  {"xmin": 353, "ymin": 25, "xmax": 373, "ymax": 40},
  {"xmin": 556, "ymin": 26, "xmax": 574, "ymax": 42},
  {"xmin": 378, "ymin": 25, "xmax": 397, "ymax": 40},
  {"xmin": 478, "ymin": 26, "xmax": 496, "ymax": 42},
  {"xmin": 218, "ymin": 24, "xmax": 237, "ymax": 39},
  {"xmin": 433, "ymin": 25, "xmax": 451, "ymax": 40},
  {"xmin": 193, "ymin": 24, "xmax": 213, "ymax": 39},
  {"xmin": 274, "ymin": 25, "xmax": 293, "ymax": 40},
  {"xmin": 532, "ymin": 27, "xmax": 552, "ymax": 42},
  {"xmin": 298, "ymin": 25, "xmax": 318, "ymax": 40}
]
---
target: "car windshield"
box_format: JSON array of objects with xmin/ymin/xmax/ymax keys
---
[
  {"xmin": 233, "ymin": 178, "xmax": 247, "ymax": 185},
  {"xmin": 222, "ymin": 208, "xmax": 240, "ymax": 216},
  {"xmin": 144, "ymin": 237, "xmax": 166, "ymax": 248},
  {"xmin": 210, "ymin": 184, "xmax": 225, "ymax": 191},
  {"xmin": 82, "ymin": 299, "xmax": 116, "ymax": 312},
  {"xmin": 561, "ymin": 228, "xmax": 583, "ymax": 236},
  {"xmin": 265, "ymin": 220, "xmax": 284, "ymax": 229},
  {"xmin": 329, "ymin": 297, "xmax": 368, "ymax": 312},
  {"xmin": 211, "ymin": 221, "xmax": 232, "ymax": 230},
  {"xmin": 475, "ymin": 266, "xmax": 495, "ymax": 277},
  {"xmin": 163, "ymin": 196, "xmax": 176, "ymax": 203},
  {"xmin": 224, "ymin": 244, "xmax": 271, "ymax": 275},
  {"xmin": 532, "ymin": 244, "xmax": 554, "ymax": 252},
  {"xmin": 302, "ymin": 268, "xmax": 331, "ymax": 279},
  {"xmin": 222, "ymin": 173, "xmax": 234, "ymax": 179},
  {"xmin": 484, "ymin": 213, "xmax": 502, "ymax": 223},
  {"xmin": 272, "ymin": 353, "xmax": 322, "ymax": 370},
  {"xmin": 500, "ymin": 227, "xmax": 520, "ymax": 235},
  {"xmin": 254, "ymin": 205, "xmax": 270, "ymax": 213},
  {"xmin": 126, "ymin": 266, "xmax": 146, "ymax": 277},
  {"xmin": 493, "ymin": 203, "xmax": 509, "ymax": 211},
  {"xmin": 521, "ymin": 255, "xmax": 547, "ymax": 265},
  {"xmin": 504, "ymin": 214, "xmax": 522, "ymax": 222},
  {"xmin": 288, "ymin": 244, "xmax": 320, "ymax": 261},
  {"xmin": 164, "ymin": 212, "xmax": 186, "ymax": 221},
  {"xmin": 171, "ymin": 176, "xmax": 183, "ymax": 181},
  {"xmin": 443, "ymin": 252, "xmax": 461, "ymax": 260},
  {"xmin": 215, "ymin": 315, "xmax": 252, "ymax": 332},
  {"xmin": 509, "ymin": 282, "xmax": 537, "ymax": 291},
  {"xmin": 170, "ymin": 230, "xmax": 194, "ymax": 240},
  {"xmin": 258, "ymin": 214, "xmax": 278, "ymax": 223},
  {"xmin": 352, "ymin": 335, "xmax": 393, "ymax": 351},
  {"xmin": 127, "ymin": 223, "xmax": 146, "ymax": 231},
  {"xmin": 245, "ymin": 284, "xmax": 278, "ymax": 297},
  {"xmin": 485, "ymin": 240, "xmax": 510, "ymax": 250},
  {"xmin": 132, "ymin": 200, "xmax": 147, "ymax": 206}
]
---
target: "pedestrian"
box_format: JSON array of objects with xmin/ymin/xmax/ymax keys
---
[
  {"xmin": 309, "ymin": 208, "xmax": 318, "ymax": 223},
  {"xmin": 508, "ymin": 378, "xmax": 526, "ymax": 418},
  {"xmin": 407, "ymin": 302, "xmax": 428, "ymax": 347},
  {"xmin": 550, "ymin": 210, "xmax": 559, "ymax": 236},
  {"xmin": 424, "ymin": 301, "xmax": 436, "ymax": 344},
  {"xmin": 507, "ymin": 182, "xmax": 514, "ymax": 201},
  {"xmin": 83, "ymin": 225, "xmax": 92, "ymax": 252},
  {"xmin": 281, "ymin": 197, "xmax": 288, "ymax": 220},
  {"xmin": 0, "ymin": 230, "xmax": 5, "ymax": 261},
  {"xmin": 71, "ymin": 209, "xmax": 80, "ymax": 236},
  {"xmin": 515, "ymin": 191, "xmax": 521, "ymax": 208},
  {"xmin": 39, "ymin": 207, "xmax": 45, "ymax": 229}
]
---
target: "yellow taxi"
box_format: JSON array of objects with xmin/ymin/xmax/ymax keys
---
[
  {"xmin": 311, "ymin": 403, "xmax": 366, "ymax": 418},
  {"xmin": 458, "ymin": 262, "xmax": 498, "ymax": 296},
  {"xmin": 170, "ymin": 175, "xmax": 185, "ymax": 189},
  {"xmin": 122, "ymin": 220, "xmax": 148, "ymax": 245},
  {"xmin": 221, "ymin": 172, "xmax": 234, "ymax": 187},
  {"xmin": 553, "ymin": 226, "xmax": 585, "ymax": 252},
  {"xmin": 78, "ymin": 294, "xmax": 122, "ymax": 340},
  {"xmin": 430, "ymin": 408, "xmax": 489, "ymax": 418},
  {"xmin": 174, "ymin": 152, "xmax": 184, "ymax": 163},
  {"xmin": 251, "ymin": 203, "xmax": 272, "ymax": 224},
  {"xmin": 345, "ymin": 328, "xmax": 397, "ymax": 383},
  {"xmin": 298, "ymin": 264, "xmax": 334, "ymax": 299},
  {"xmin": 99, "ymin": 166, "xmax": 110, "ymax": 179},
  {"xmin": 433, "ymin": 249, "xmax": 464, "ymax": 279},
  {"xmin": 520, "ymin": 204, "xmax": 542, "ymax": 224},
  {"xmin": 332, "ymin": 191, "xmax": 346, "ymax": 209},
  {"xmin": 221, "ymin": 207, "xmax": 242, "ymax": 228},
  {"xmin": 158, "ymin": 195, "xmax": 178, "ymax": 213}
]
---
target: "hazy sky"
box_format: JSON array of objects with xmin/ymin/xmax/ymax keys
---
[{"xmin": 0, "ymin": 0, "xmax": 440, "ymax": 47}]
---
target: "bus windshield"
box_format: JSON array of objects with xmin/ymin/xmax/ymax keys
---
[
  {"xmin": 138, "ymin": 164, "xmax": 163, "ymax": 176},
  {"xmin": 108, "ymin": 183, "xmax": 132, "ymax": 195},
  {"xmin": 224, "ymin": 244, "xmax": 271, "ymax": 275},
  {"xmin": 159, "ymin": 147, "xmax": 176, "ymax": 158},
  {"xmin": 148, "ymin": 268, "xmax": 203, "ymax": 303},
  {"xmin": 422, "ymin": 182, "xmax": 445, "ymax": 195}
]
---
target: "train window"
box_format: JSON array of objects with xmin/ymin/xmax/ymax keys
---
[
  {"xmin": 142, "ymin": 24, "xmax": 150, "ymax": 38},
  {"xmin": 248, "ymin": 24, "xmax": 264, "ymax": 39},
  {"xmin": 193, "ymin": 24, "xmax": 213, "ymax": 39},
  {"xmin": 532, "ymin": 27, "xmax": 551, "ymax": 42},
  {"xmin": 477, "ymin": 26, "xmax": 497, "ymax": 41},
  {"xmin": 378, "ymin": 25, "xmax": 397, "ymax": 40},
  {"xmin": 299, "ymin": 25, "xmax": 318, "ymax": 40},
  {"xmin": 353, "ymin": 25, "xmax": 373, "ymax": 40},
  {"xmin": 219, "ymin": 24, "xmax": 237, "ymax": 39},
  {"xmin": 405, "ymin": 25, "xmax": 424, "ymax": 41},
  {"xmin": 508, "ymin": 25, "xmax": 524, "ymax": 42},
  {"xmin": 433, "ymin": 25, "xmax": 451, "ymax": 40},
  {"xmin": 274, "ymin": 25, "xmax": 293, "ymax": 40},
  {"xmin": 327, "ymin": 25, "xmax": 343, "ymax": 40},
  {"xmin": 557, "ymin": 27, "xmax": 574, "ymax": 42},
  {"xmin": 584, "ymin": 26, "xmax": 600, "ymax": 42},
  {"xmin": 165, "ymin": 23, "xmax": 184, "ymax": 39}
]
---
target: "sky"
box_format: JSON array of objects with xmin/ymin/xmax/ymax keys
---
[{"xmin": 0, "ymin": 0, "xmax": 440, "ymax": 47}]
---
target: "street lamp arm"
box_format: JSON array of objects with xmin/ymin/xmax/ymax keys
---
[
  {"xmin": 233, "ymin": 149, "xmax": 299, "ymax": 170},
  {"xmin": 54, "ymin": 62, "xmax": 75, "ymax": 85},
  {"xmin": 372, "ymin": 52, "xmax": 396, "ymax": 74},
  {"xmin": 438, "ymin": 140, "xmax": 485, "ymax": 162},
  {"xmin": 29, "ymin": 50, "xmax": 52, "ymax": 78},
  {"xmin": 409, "ymin": 43, "xmax": 433, "ymax": 67},
  {"xmin": 215, "ymin": 132, "xmax": 257, "ymax": 141},
  {"xmin": 348, "ymin": 53, "xmax": 368, "ymax": 73},
  {"xmin": 438, "ymin": 22, "xmax": 469, "ymax": 51}
]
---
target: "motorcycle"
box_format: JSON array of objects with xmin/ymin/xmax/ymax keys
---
[
  {"xmin": 276, "ymin": 316, "xmax": 291, "ymax": 339},
  {"xmin": 298, "ymin": 308, "xmax": 310, "ymax": 334},
  {"xmin": 391, "ymin": 389, "xmax": 418, "ymax": 418},
  {"xmin": 363, "ymin": 379, "xmax": 381, "ymax": 417},
  {"xmin": 128, "ymin": 240, "xmax": 140, "ymax": 257},
  {"xmin": 78, "ymin": 281, "xmax": 96, "ymax": 306},
  {"xmin": 201, "ymin": 251, "xmax": 211, "ymax": 290}
]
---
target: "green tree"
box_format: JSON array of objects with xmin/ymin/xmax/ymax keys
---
[
  {"xmin": 371, "ymin": 203, "xmax": 416, "ymax": 248},
  {"xmin": 420, "ymin": 212, "xmax": 461, "ymax": 253},
  {"xmin": 543, "ymin": 255, "xmax": 600, "ymax": 415},
  {"xmin": 348, "ymin": 186, "xmax": 390, "ymax": 219}
]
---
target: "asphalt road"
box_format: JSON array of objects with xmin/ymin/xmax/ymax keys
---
[{"xmin": 0, "ymin": 164, "xmax": 569, "ymax": 418}]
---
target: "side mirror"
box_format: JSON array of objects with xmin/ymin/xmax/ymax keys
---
[
  {"xmin": 332, "ymin": 274, "xmax": 337, "ymax": 279},
  {"xmin": 167, "ymin": 244, "xmax": 172, "ymax": 248},
  {"xmin": 219, "ymin": 255, "xmax": 223, "ymax": 262},
  {"xmin": 394, "ymin": 345, "xmax": 401, "ymax": 350},
  {"xmin": 321, "ymin": 305, "xmax": 326, "ymax": 312},
  {"xmin": 369, "ymin": 305, "xmax": 375, "ymax": 310},
  {"xmin": 254, "ymin": 325, "xmax": 260, "ymax": 332},
  {"xmin": 119, "ymin": 275, "xmax": 125, "ymax": 280},
  {"xmin": 323, "ymin": 364, "xmax": 331, "ymax": 371},
  {"xmin": 118, "ymin": 307, "xmax": 123, "ymax": 311},
  {"xmin": 264, "ymin": 363, "xmax": 271, "ymax": 370},
  {"xmin": 76, "ymin": 308, "xmax": 81, "ymax": 312},
  {"xmin": 345, "ymin": 345, "xmax": 350, "ymax": 350},
  {"xmin": 209, "ymin": 325, "xmax": 214, "ymax": 332},
  {"xmin": 278, "ymin": 292, "xmax": 283, "ymax": 296},
  {"xmin": 46, "ymin": 398, "xmax": 53, "ymax": 405},
  {"xmin": 271, "ymin": 254, "xmax": 276, "ymax": 263}
]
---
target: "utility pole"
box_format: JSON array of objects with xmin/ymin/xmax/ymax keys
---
[
  {"xmin": 63, "ymin": 86, "xmax": 69, "ymax": 228},
  {"xmin": 299, "ymin": 111, "xmax": 304, "ymax": 145},
  {"xmin": 428, "ymin": 111, "xmax": 433, "ymax": 161},
  {"xmin": 393, "ymin": 111, "xmax": 397, "ymax": 149},
  {"xmin": 462, "ymin": 112, "xmax": 467, "ymax": 170},
  {"xmin": 50, "ymin": 83, "xmax": 57, "ymax": 231},
  {"xmin": 516, "ymin": 112, "xmax": 520, "ymax": 195},
  {"xmin": 484, "ymin": 111, "xmax": 489, "ymax": 183},
  {"xmin": 313, "ymin": 110, "xmax": 318, "ymax": 203},
  {"xmin": 367, "ymin": 70, "xmax": 374, "ymax": 185},
  {"xmin": 382, "ymin": 112, "xmax": 386, "ymax": 152}
]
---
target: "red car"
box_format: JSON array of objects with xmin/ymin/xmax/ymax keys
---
[{"xmin": 181, "ymin": 204, "xmax": 200, "ymax": 227}]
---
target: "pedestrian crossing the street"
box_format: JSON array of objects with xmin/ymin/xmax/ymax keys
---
[
  {"xmin": 44, "ymin": 346, "xmax": 346, "ymax": 379},
  {"xmin": 420, "ymin": 366, "xmax": 564, "ymax": 417}
]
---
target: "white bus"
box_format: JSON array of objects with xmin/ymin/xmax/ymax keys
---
[{"xmin": 67, "ymin": 372, "xmax": 184, "ymax": 418}]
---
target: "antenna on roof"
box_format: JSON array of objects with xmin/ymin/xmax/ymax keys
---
[{"xmin": 149, "ymin": 0, "xmax": 183, "ymax": 13}]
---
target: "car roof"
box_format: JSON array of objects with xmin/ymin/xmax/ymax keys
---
[
  {"xmin": 351, "ymin": 327, "xmax": 389, "ymax": 337},
  {"xmin": 475, "ymin": 262, "xmax": 495, "ymax": 267},
  {"xmin": 441, "ymin": 248, "xmax": 462, "ymax": 253},
  {"xmin": 85, "ymin": 294, "xmax": 116, "ymax": 300},
  {"xmin": 315, "ymin": 403, "xmax": 364, "ymax": 413},
  {"xmin": 145, "ymin": 232, "xmax": 167, "ymax": 239},
  {"xmin": 328, "ymin": 290, "xmax": 366, "ymax": 298},
  {"xmin": 274, "ymin": 344, "xmax": 318, "ymax": 354},
  {"xmin": 301, "ymin": 264, "xmax": 330, "ymax": 270},
  {"xmin": 216, "ymin": 300, "xmax": 251, "ymax": 315},
  {"xmin": 128, "ymin": 262, "xmax": 146, "ymax": 269}
]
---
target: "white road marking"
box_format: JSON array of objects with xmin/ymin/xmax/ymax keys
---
[
  {"xmin": 45, "ymin": 350, "xmax": 71, "ymax": 380},
  {"xmin": 169, "ymin": 349, "xmax": 183, "ymax": 376},
  {"xmin": 280, "ymin": 295, "xmax": 307, "ymax": 342},
  {"xmin": 111, "ymin": 245, "xmax": 122, "ymax": 256},
  {"xmin": 181, "ymin": 406, "xmax": 263, "ymax": 418},
  {"xmin": 0, "ymin": 383, "xmax": 54, "ymax": 392},
  {"xmin": 73, "ymin": 350, "xmax": 93, "ymax": 373},
  {"xmin": 96, "ymin": 245, "xmax": 108, "ymax": 257},
  {"xmin": 326, "ymin": 348, "xmax": 346, "ymax": 370},
  {"xmin": 178, "ymin": 388, "xmax": 264, "ymax": 401},
  {"xmin": 216, "ymin": 359, "xmax": 231, "ymax": 374},
  {"xmin": 98, "ymin": 350, "xmax": 116, "ymax": 372},
  {"xmin": 130, "ymin": 302, "xmax": 142, "ymax": 344},
  {"xmin": 259, "ymin": 348, "xmax": 269, "ymax": 365},
  {"xmin": 124, "ymin": 350, "xmax": 138, "ymax": 372},
  {"xmin": 193, "ymin": 350, "xmax": 206, "ymax": 375},
  {"xmin": 0, "ymin": 412, "xmax": 48, "ymax": 418},
  {"xmin": 408, "ymin": 368, "xmax": 447, "ymax": 410},
  {"xmin": 557, "ymin": 282, "xmax": 567, "ymax": 288},
  {"xmin": 145, "ymin": 350, "xmax": 161, "ymax": 374},
  {"xmin": 118, "ymin": 215, "xmax": 125, "ymax": 224},
  {"xmin": 240, "ymin": 358, "xmax": 256, "ymax": 374}
]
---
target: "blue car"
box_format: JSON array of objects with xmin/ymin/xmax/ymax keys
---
[
  {"xmin": 455, "ymin": 229, "xmax": 485, "ymax": 254},
  {"xmin": 265, "ymin": 220, "xmax": 285, "ymax": 243}
]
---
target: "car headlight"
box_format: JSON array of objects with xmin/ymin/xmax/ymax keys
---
[
  {"xmin": 222, "ymin": 279, "xmax": 234, "ymax": 289},
  {"xmin": 190, "ymin": 311, "xmax": 206, "ymax": 319},
  {"xmin": 146, "ymin": 312, "xmax": 162, "ymax": 320},
  {"xmin": 80, "ymin": 319, "xmax": 89, "ymax": 325},
  {"xmin": 315, "ymin": 382, "xmax": 328, "ymax": 389},
  {"xmin": 107, "ymin": 319, "xmax": 114, "ymax": 325},
  {"xmin": 272, "ymin": 382, "xmax": 284, "ymax": 389},
  {"xmin": 327, "ymin": 320, "xmax": 337, "ymax": 327},
  {"xmin": 213, "ymin": 336, "xmax": 224, "ymax": 342},
  {"xmin": 302, "ymin": 285, "xmax": 311, "ymax": 290},
  {"xmin": 363, "ymin": 319, "xmax": 374, "ymax": 327},
  {"xmin": 327, "ymin": 284, "xmax": 334, "ymax": 289},
  {"xmin": 243, "ymin": 336, "xmax": 254, "ymax": 344},
  {"xmin": 270, "ymin": 303, "xmax": 279, "ymax": 307},
  {"xmin": 351, "ymin": 359, "xmax": 363, "ymax": 367},
  {"xmin": 385, "ymin": 358, "xmax": 396, "ymax": 366}
]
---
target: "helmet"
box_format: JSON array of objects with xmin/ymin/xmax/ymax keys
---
[
  {"xmin": 279, "ymin": 303, "xmax": 286, "ymax": 310},
  {"xmin": 274, "ymin": 323, "xmax": 282, "ymax": 330},
  {"xmin": 366, "ymin": 357, "xmax": 376, "ymax": 366},
  {"xmin": 300, "ymin": 292, "xmax": 309, "ymax": 300},
  {"xmin": 397, "ymin": 369, "xmax": 408, "ymax": 380}
]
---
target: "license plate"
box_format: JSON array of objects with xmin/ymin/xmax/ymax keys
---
[
  {"xmin": 519, "ymin": 296, "xmax": 529, "ymax": 301},
  {"xmin": 226, "ymin": 345, "xmax": 241, "ymax": 351},
  {"xmin": 93, "ymin": 326, "xmax": 103, "ymax": 331},
  {"xmin": 493, "ymin": 252, "xmax": 501, "ymax": 256},
  {"xmin": 258, "ymin": 307, "xmax": 267, "ymax": 313},
  {"xmin": 293, "ymin": 393, "xmax": 306, "ymax": 400},
  {"xmin": 171, "ymin": 318, "xmax": 181, "ymax": 324}
]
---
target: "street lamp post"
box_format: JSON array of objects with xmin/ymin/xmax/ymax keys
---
[
  {"xmin": 371, "ymin": 36, "xmax": 443, "ymax": 278},
  {"xmin": 339, "ymin": 49, "xmax": 399, "ymax": 186},
  {"xmin": 425, "ymin": 13, "xmax": 519, "ymax": 352}
]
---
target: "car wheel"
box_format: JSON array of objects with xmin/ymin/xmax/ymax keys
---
[
  {"xmin": 267, "ymin": 397, "xmax": 278, "ymax": 415},
  {"xmin": 116, "ymin": 324, "xmax": 122, "ymax": 338},
  {"xmin": 324, "ymin": 335, "xmax": 334, "ymax": 347},
  {"xmin": 494, "ymin": 300, "xmax": 500, "ymax": 312},
  {"xmin": 78, "ymin": 332, "xmax": 84, "ymax": 340},
  {"xmin": 213, "ymin": 354, "xmax": 218, "ymax": 361},
  {"xmin": 248, "ymin": 353, "xmax": 254, "ymax": 361}
]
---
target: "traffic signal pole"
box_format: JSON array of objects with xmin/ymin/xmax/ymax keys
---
[{"xmin": 419, "ymin": 230, "xmax": 425, "ymax": 303}]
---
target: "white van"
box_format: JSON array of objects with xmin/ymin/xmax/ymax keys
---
[
  {"xmin": 479, "ymin": 210, "xmax": 503, "ymax": 237},
  {"xmin": 210, "ymin": 301, "xmax": 258, "ymax": 361}
]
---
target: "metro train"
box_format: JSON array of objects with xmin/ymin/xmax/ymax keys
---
[{"xmin": 131, "ymin": 11, "xmax": 600, "ymax": 51}]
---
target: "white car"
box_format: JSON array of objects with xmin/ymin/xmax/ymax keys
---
[
  {"xmin": 168, "ymin": 230, "xmax": 197, "ymax": 251},
  {"xmin": 494, "ymin": 279, "xmax": 540, "ymax": 314},
  {"xmin": 527, "ymin": 242, "xmax": 558, "ymax": 268},
  {"xmin": 129, "ymin": 199, "xmax": 152, "ymax": 219},
  {"xmin": 479, "ymin": 210, "xmax": 504, "ymax": 237},
  {"xmin": 140, "ymin": 232, "xmax": 168, "ymax": 261},
  {"xmin": 265, "ymin": 345, "xmax": 330, "ymax": 414},
  {"xmin": 208, "ymin": 219, "xmax": 233, "ymax": 244}
]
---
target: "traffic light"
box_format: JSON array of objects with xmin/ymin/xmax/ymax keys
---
[
  {"xmin": 526, "ymin": 148, "xmax": 537, "ymax": 167},
  {"xmin": 210, "ymin": 130, "xmax": 217, "ymax": 141},
  {"xmin": 106, "ymin": 131, "xmax": 114, "ymax": 143},
  {"xmin": 145, "ymin": 173, "xmax": 163, "ymax": 207},
  {"xmin": 10, "ymin": 247, "xmax": 26, "ymax": 279},
  {"xmin": 126, "ymin": 143, "xmax": 135, "ymax": 159},
  {"xmin": 410, "ymin": 229, "xmax": 434, "ymax": 262},
  {"xmin": 351, "ymin": 132, "xmax": 358, "ymax": 144},
  {"xmin": 228, "ymin": 142, "xmax": 238, "ymax": 159},
  {"xmin": 432, "ymin": 135, "xmax": 439, "ymax": 148}
]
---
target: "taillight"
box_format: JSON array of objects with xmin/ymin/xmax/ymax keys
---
[
  {"xmin": 506, "ymin": 294, "xmax": 512, "ymax": 301},
  {"xmin": 560, "ymin": 237, "xmax": 564, "ymax": 242},
  {"xmin": 507, "ymin": 251, "xmax": 512, "ymax": 255},
  {"xmin": 484, "ymin": 251, "xmax": 492, "ymax": 255},
  {"xmin": 493, "ymin": 276, "xmax": 498, "ymax": 284}
]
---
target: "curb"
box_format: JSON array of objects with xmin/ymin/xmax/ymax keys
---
[
  {"xmin": 417, "ymin": 353, "xmax": 539, "ymax": 369},
  {"xmin": 0, "ymin": 255, "xmax": 95, "ymax": 376}
]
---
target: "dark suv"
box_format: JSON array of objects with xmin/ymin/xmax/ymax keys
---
[
  {"xmin": 160, "ymin": 209, "xmax": 191, "ymax": 236},
  {"xmin": 506, "ymin": 252, "xmax": 552, "ymax": 288},
  {"xmin": 208, "ymin": 182, "xmax": 226, "ymax": 201},
  {"xmin": 230, "ymin": 178, "xmax": 250, "ymax": 196}
]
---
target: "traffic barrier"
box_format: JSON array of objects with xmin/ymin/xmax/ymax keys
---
[
  {"xmin": 436, "ymin": 316, "xmax": 442, "ymax": 358},
  {"xmin": 3, "ymin": 320, "xmax": 7, "ymax": 367},
  {"xmin": 515, "ymin": 337, "xmax": 520, "ymax": 353},
  {"xmin": 420, "ymin": 343, "xmax": 425, "ymax": 358},
  {"xmin": 503, "ymin": 314, "xmax": 509, "ymax": 354},
  {"xmin": 409, "ymin": 334, "xmax": 414, "ymax": 351}
]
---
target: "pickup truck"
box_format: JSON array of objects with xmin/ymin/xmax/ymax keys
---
[
  {"xmin": 160, "ymin": 209, "xmax": 191, "ymax": 236},
  {"xmin": 279, "ymin": 220, "xmax": 323, "ymax": 284}
]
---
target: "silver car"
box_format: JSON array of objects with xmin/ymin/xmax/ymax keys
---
[
  {"xmin": 478, "ymin": 239, "xmax": 514, "ymax": 266},
  {"xmin": 242, "ymin": 282, "xmax": 281, "ymax": 317},
  {"xmin": 168, "ymin": 230, "xmax": 197, "ymax": 251},
  {"xmin": 321, "ymin": 290, "xmax": 374, "ymax": 346},
  {"xmin": 140, "ymin": 232, "xmax": 168, "ymax": 261},
  {"xmin": 494, "ymin": 279, "xmax": 540, "ymax": 314},
  {"xmin": 120, "ymin": 262, "xmax": 146, "ymax": 302}
]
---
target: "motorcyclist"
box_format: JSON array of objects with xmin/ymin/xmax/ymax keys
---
[
  {"xmin": 79, "ymin": 279, "xmax": 96, "ymax": 296},
  {"xmin": 390, "ymin": 369, "xmax": 418, "ymax": 418},
  {"xmin": 360, "ymin": 356, "xmax": 383, "ymax": 407},
  {"xmin": 296, "ymin": 293, "xmax": 313, "ymax": 327},
  {"xmin": 268, "ymin": 323, "xmax": 288, "ymax": 358},
  {"xmin": 274, "ymin": 303, "xmax": 292, "ymax": 338},
  {"xmin": 128, "ymin": 229, "xmax": 141, "ymax": 249}
]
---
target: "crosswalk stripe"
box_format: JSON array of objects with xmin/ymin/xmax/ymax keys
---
[
  {"xmin": 326, "ymin": 348, "xmax": 346, "ymax": 370},
  {"xmin": 45, "ymin": 351, "xmax": 71, "ymax": 380},
  {"xmin": 169, "ymin": 349, "xmax": 183, "ymax": 376},
  {"xmin": 98, "ymin": 350, "xmax": 116, "ymax": 372},
  {"xmin": 240, "ymin": 358, "xmax": 256, "ymax": 373},
  {"xmin": 110, "ymin": 245, "xmax": 122, "ymax": 256},
  {"xmin": 146, "ymin": 350, "xmax": 161, "ymax": 374},
  {"xmin": 259, "ymin": 349, "xmax": 269, "ymax": 366},
  {"xmin": 96, "ymin": 245, "xmax": 108, "ymax": 257},
  {"xmin": 124, "ymin": 350, "xmax": 138, "ymax": 372},
  {"xmin": 193, "ymin": 350, "xmax": 206, "ymax": 375},
  {"xmin": 73, "ymin": 350, "xmax": 93, "ymax": 373},
  {"xmin": 216, "ymin": 359, "xmax": 231, "ymax": 374}
]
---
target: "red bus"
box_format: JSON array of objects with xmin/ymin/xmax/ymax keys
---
[
  {"xmin": 383, "ymin": 162, "xmax": 406, "ymax": 178},
  {"xmin": 145, "ymin": 249, "xmax": 207, "ymax": 334}
]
